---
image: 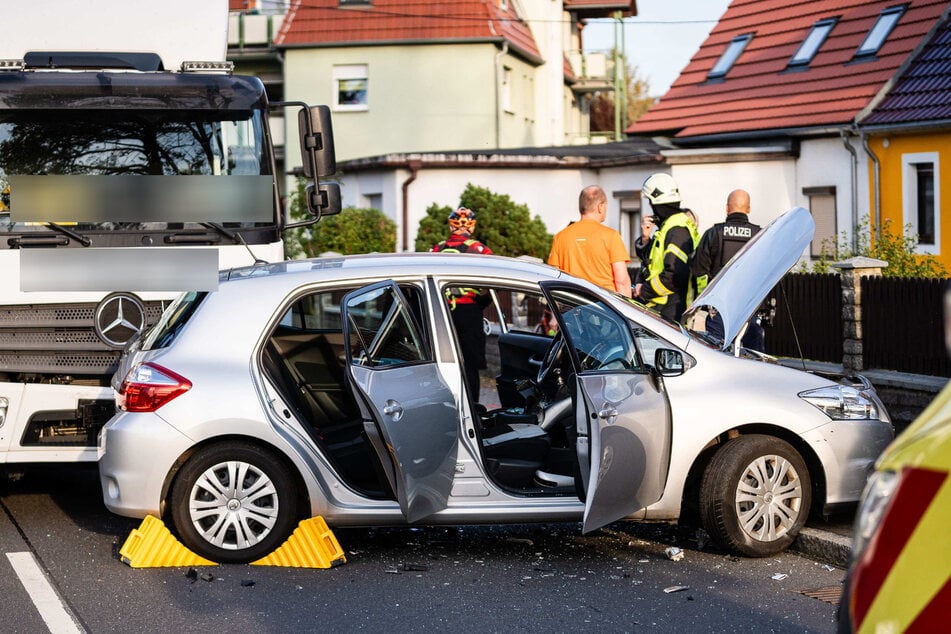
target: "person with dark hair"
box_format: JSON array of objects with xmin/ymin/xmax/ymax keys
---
[
  {"xmin": 634, "ymin": 173, "xmax": 699, "ymax": 321},
  {"xmin": 431, "ymin": 207, "xmax": 493, "ymax": 400},
  {"xmin": 548, "ymin": 185, "xmax": 632, "ymax": 297}
]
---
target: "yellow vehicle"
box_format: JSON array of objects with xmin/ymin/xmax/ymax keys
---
[{"xmin": 840, "ymin": 370, "xmax": 951, "ymax": 631}]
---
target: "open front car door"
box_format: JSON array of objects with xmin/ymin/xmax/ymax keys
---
[
  {"xmin": 342, "ymin": 281, "xmax": 458, "ymax": 523},
  {"xmin": 541, "ymin": 283, "xmax": 673, "ymax": 533}
]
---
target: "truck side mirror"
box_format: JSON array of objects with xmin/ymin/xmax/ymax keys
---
[
  {"xmin": 304, "ymin": 182, "xmax": 342, "ymax": 217},
  {"xmin": 298, "ymin": 105, "xmax": 336, "ymax": 179}
]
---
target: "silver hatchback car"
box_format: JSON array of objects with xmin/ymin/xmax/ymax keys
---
[{"xmin": 99, "ymin": 207, "xmax": 893, "ymax": 563}]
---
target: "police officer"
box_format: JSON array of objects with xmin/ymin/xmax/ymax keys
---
[
  {"xmin": 634, "ymin": 174, "xmax": 699, "ymax": 322},
  {"xmin": 431, "ymin": 207, "xmax": 493, "ymax": 401},
  {"xmin": 691, "ymin": 189, "xmax": 764, "ymax": 350}
]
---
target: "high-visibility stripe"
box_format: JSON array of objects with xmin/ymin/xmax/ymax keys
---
[
  {"xmin": 666, "ymin": 243, "xmax": 688, "ymax": 263},
  {"xmin": 650, "ymin": 276, "xmax": 672, "ymax": 297},
  {"xmin": 853, "ymin": 467, "xmax": 948, "ymax": 631},
  {"xmin": 908, "ymin": 576, "xmax": 951, "ymax": 632}
]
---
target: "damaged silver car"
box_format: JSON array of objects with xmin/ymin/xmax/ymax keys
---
[{"xmin": 98, "ymin": 207, "xmax": 893, "ymax": 563}]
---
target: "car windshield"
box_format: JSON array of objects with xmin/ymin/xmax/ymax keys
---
[{"xmin": 0, "ymin": 109, "xmax": 269, "ymax": 234}]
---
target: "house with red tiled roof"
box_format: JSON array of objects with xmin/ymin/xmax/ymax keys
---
[
  {"xmin": 628, "ymin": 0, "xmax": 950, "ymax": 265},
  {"xmin": 269, "ymin": 0, "xmax": 632, "ymax": 163},
  {"xmin": 227, "ymin": 1, "xmax": 648, "ymax": 251}
]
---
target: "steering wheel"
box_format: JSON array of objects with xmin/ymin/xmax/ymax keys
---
[{"xmin": 536, "ymin": 331, "xmax": 565, "ymax": 385}]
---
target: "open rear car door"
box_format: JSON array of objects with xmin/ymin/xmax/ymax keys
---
[
  {"xmin": 342, "ymin": 281, "xmax": 458, "ymax": 523},
  {"xmin": 540, "ymin": 283, "xmax": 673, "ymax": 533}
]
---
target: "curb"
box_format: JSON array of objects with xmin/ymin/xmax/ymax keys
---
[{"xmin": 791, "ymin": 527, "xmax": 852, "ymax": 569}]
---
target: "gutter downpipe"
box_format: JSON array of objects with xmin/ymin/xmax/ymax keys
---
[
  {"xmin": 840, "ymin": 129, "xmax": 859, "ymax": 252},
  {"xmin": 495, "ymin": 41, "xmax": 508, "ymax": 149},
  {"xmin": 861, "ymin": 131, "xmax": 882, "ymax": 243},
  {"xmin": 401, "ymin": 160, "xmax": 421, "ymax": 252}
]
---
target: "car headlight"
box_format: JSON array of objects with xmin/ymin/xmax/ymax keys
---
[
  {"xmin": 851, "ymin": 469, "xmax": 900, "ymax": 561},
  {"xmin": 799, "ymin": 384, "xmax": 881, "ymax": 420}
]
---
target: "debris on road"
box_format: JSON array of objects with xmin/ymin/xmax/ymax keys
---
[
  {"xmin": 771, "ymin": 573, "xmax": 788, "ymax": 581},
  {"xmin": 665, "ymin": 547, "xmax": 684, "ymax": 561},
  {"xmin": 663, "ymin": 585, "xmax": 689, "ymax": 593}
]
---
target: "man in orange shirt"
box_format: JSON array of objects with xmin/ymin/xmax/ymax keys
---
[{"xmin": 548, "ymin": 185, "xmax": 632, "ymax": 297}]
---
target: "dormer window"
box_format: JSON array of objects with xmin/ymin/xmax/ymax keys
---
[
  {"xmin": 855, "ymin": 5, "xmax": 906, "ymax": 58},
  {"xmin": 788, "ymin": 18, "xmax": 837, "ymax": 68},
  {"xmin": 708, "ymin": 33, "xmax": 753, "ymax": 80}
]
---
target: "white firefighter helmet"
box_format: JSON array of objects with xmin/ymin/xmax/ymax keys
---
[{"xmin": 642, "ymin": 173, "xmax": 681, "ymax": 206}]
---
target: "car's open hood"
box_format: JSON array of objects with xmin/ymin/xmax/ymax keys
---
[{"xmin": 683, "ymin": 206, "xmax": 815, "ymax": 351}]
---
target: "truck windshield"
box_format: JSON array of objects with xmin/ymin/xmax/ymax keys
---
[{"xmin": 0, "ymin": 109, "xmax": 273, "ymax": 236}]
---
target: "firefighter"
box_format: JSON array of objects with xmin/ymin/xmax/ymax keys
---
[
  {"xmin": 634, "ymin": 174, "xmax": 699, "ymax": 322},
  {"xmin": 431, "ymin": 207, "xmax": 493, "ymax": 401}
]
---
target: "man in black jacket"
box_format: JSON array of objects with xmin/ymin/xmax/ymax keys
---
[{"xmin": 691, "ymin": 189, "xmax": 764, "ymax": 350}]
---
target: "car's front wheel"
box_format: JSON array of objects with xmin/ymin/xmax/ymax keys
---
[
  {"xmin": 699, "ymin": 434, "xmax": 811, "ymax": 557},
  {"xmin": 170, "ymin": 442, "xmax": 298, "ymax": 564}
]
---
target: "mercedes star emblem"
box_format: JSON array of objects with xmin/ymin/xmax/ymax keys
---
[{"xmin": 95, "ymin": 292, "xmax": 147, "ymax": 349}]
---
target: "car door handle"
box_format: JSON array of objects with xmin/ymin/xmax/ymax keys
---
[
  {"xmin": 383, "ymin": 400, "xmax": 404, "ymax": 419},
  {"xmin": 598, "ymin": 406, "xmax": 618, "ymax": 424}
]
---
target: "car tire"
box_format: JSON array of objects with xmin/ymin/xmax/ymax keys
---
[
  {"xmin": 170, "ymin": 442, "xmax": 298, "ymax": 564},
  {"xmin": 699, "ymin": 434, "xmax": 811, "ymax": 557}
]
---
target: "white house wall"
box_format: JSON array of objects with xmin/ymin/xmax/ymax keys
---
[
  {"xmin": 796, "ymin": 136, "xmax": 869, "ymax": 247},
  {"xmin": 340, "ymin": 164, "xmax": 662, "ymax": 253},
  {"xmin": 283, "ymin": 43, "xmax": 521, "ymax": 163},
  {"xmin": 668, "ymin": 160, "xmax": 797, "ymax": 233}
]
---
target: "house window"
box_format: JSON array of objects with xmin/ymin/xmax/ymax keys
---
[
  {"xmin": 333, "ymin": 64, "xmax": 368, "ymax": 111},
  {"xmin": 788, "ymin": 18, "xmax": 837, "ymax": 68},
  {"xmin": 803, "ymin": 187, "xmax": 837, "ymax": 258},
  {"xmin": 707, "ymin": 33, "xmax": 753, "ymax": 80},
  {"xmin": 613, "ymin": 190, "xmax": 642, "ymax": 251},
  {"xmin": 854, "ymin": 5, "xmax": 905, "ymax": 58},
  {"xmin": 902, "ymin": 152, "xmax": 939, "ymax": 253}
]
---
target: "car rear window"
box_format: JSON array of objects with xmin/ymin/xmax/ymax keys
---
[{"xmin": 140, "ymin": 291, "xmax": 208, "ymax": 350}]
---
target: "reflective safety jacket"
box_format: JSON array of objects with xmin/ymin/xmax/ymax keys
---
[
  {"xmin": 431, "ymin": 235, "xmax": 493, "ymax": 307},
  {"xmin": 642, "ymin": 212, "xmax": 700, "ymax": 312}
]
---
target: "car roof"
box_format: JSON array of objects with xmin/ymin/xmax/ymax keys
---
[{"xmin": 219, "ymin": 252, "xmax": 566, "ymax": 289}]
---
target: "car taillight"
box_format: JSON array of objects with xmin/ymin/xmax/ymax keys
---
[{"xmin": 117, "ymin": 362, "xmax": 192, "ymax": 412}]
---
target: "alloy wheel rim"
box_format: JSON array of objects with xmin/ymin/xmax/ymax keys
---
[
  {"xmin": 734, "ymin": 454, "xmax": 803, "ymax": 542},
  {"xmin": 188, "ymin": 460, "xmax": 280, "ymax": 551}
]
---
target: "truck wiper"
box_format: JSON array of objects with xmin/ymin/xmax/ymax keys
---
[
  {"xmin": 200, "ymin": 222, "xmax": 269, "ymax": 265},
  {"xmin": 7, "ymin": 222, "xmax": 92, "ymax": 248}
]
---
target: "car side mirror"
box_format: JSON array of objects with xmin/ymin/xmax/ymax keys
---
[{"xmin": 654, "ymin": 348, "xmax": 686, "ymax": 377}]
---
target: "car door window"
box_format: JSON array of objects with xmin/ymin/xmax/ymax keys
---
[
  {"xmin": 346, "ymin": 285, "xmax": 427, "ymax": 367},
  {"xmin": 548, "ymin": 289, "xmax": 642, "ymax": 373}
]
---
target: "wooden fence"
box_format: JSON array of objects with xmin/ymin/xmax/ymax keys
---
[{"xmin": 763, "ymin": 273, "xmax": 950, "ymax": 377}]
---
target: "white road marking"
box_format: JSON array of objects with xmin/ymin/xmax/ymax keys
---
[{"xmin": 6, "ymin": 552, "xmax": 84, "ymax": 634}]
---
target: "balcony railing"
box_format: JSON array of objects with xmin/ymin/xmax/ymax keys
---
[{"xmin": 228, "ymin": 13, "xmax": 285, "ymax": 48}]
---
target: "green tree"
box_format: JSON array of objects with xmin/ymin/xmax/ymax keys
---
[
  {"xmin": 803, "ymin": 218, "xmax": 947, "ymax": 278},
  {"xmin": 415, "ymin": 183, "xmax": 552, "ymax": 258},
  {"xmin": 284, "ymin": 177, "xmax": 396, "ymax": 257},
  {"xmin": 590, "ymin": 61, "xmax": 655, "ymax": 133}
]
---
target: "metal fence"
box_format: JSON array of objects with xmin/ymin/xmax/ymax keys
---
[
  {"xmin": 763, "ymin": 273, "xmax": 842, "ymax": 363},
  {"xmin": 762, "ymin": 273, "xmax": 950, "ymax": 377}
]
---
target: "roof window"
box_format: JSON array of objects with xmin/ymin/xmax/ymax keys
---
[
  {"xmin": 854, "ymin": 5, "xmax": 906, "ymax": 58},
  {"xmin": 788, "ymin": 18, "xmax": 838, "ymax": 67},
  {"xmin": 708, "ymin": 34, "xmax": 753, "ymax": 80}
]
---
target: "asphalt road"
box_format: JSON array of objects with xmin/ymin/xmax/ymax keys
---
[{"xmin": 1, "ymin": 465, "xmax": 844, "ymax": 633}]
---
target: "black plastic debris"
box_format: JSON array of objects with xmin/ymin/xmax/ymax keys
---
[
  {"xmin": 402, "ymin": 562, "xmax": 429, "ymax": 572},
  {"xmin": 200, "ymin": 572, "xmax": 215, "ymax": 582},
  {"xmin": 240, "ymin": 579, "xmax": 256, "ymax": 588},
  {"xmin": 185, "ymin": 568, "xmax": 198, "ymax": 583}
]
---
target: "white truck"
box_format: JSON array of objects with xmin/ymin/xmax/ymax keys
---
[{"xmin": 0, "ymin": 0, "xmax": 338, "ymax": 464}]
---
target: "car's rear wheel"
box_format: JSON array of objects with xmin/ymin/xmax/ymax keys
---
[
  {"xmin": 170, "ymin": 442, "xmax": 298, "ymax": 564},
  {"xmin": 699, "ymin": 434, "xmax": 811, "ymax": 557}
]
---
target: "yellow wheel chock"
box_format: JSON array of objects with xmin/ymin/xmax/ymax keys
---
[{"xmin": 118, "ymin": 515, "xmax": 346, "ymax": 569}]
